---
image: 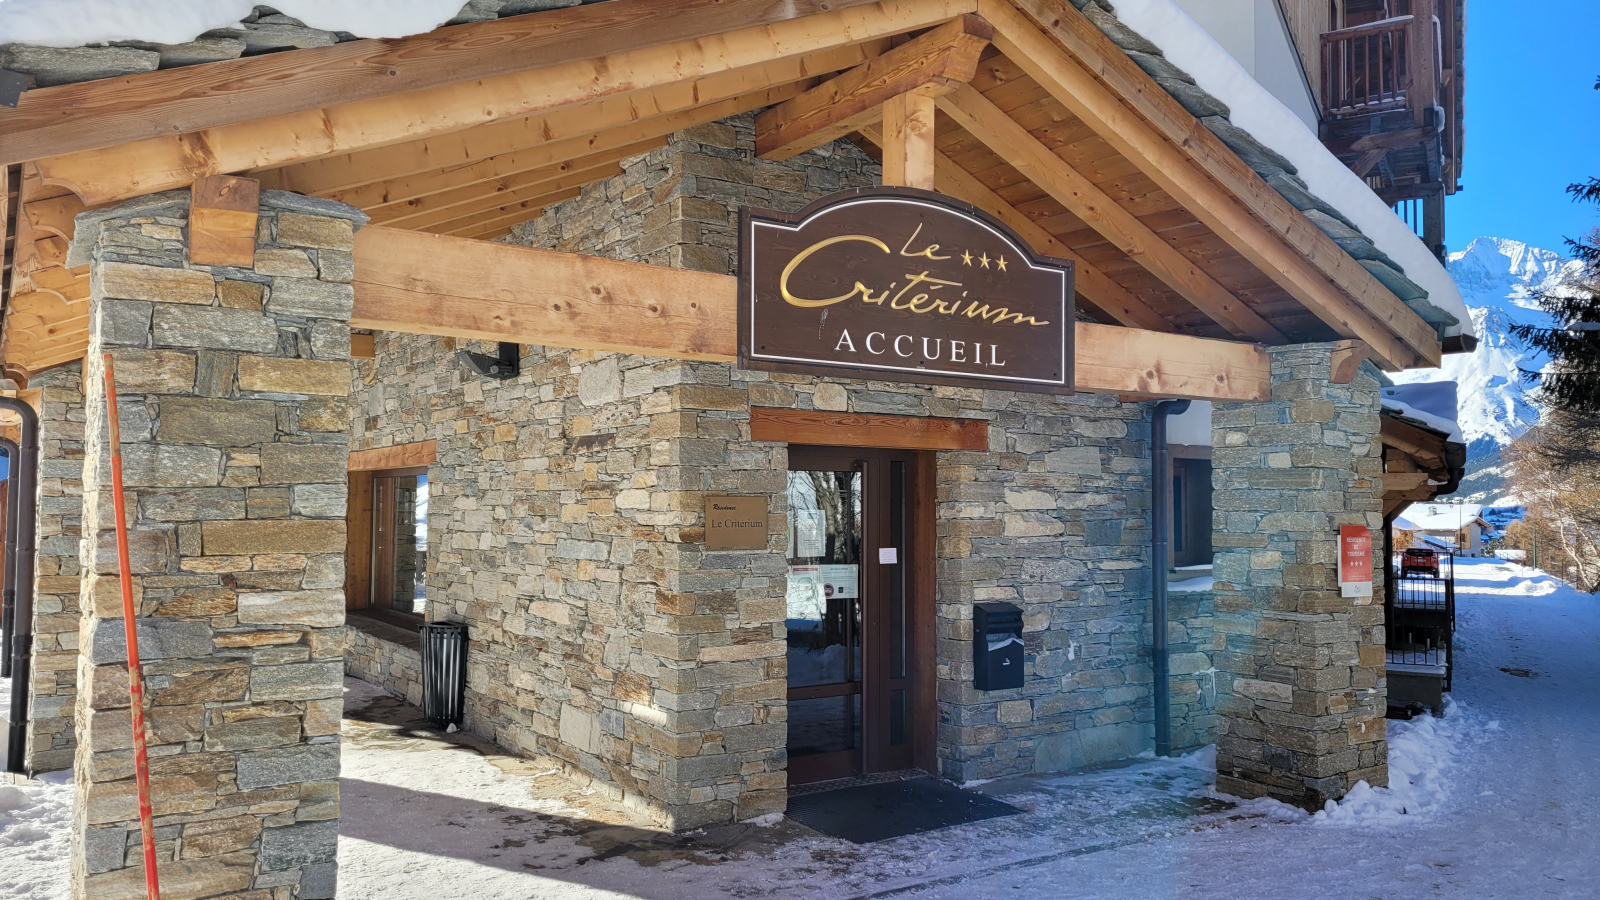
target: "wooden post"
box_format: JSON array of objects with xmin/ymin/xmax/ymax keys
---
[
  {"xmin": 188, "ymin": 175, "xmax": 259, "ymax": 267},
  {"xmin": 881, "ymin": 92, "xmax": 936, "ymax": 189},
  {"xmin": 1408, "ymin": 8, "xmax": 1437, "ymax": 126}
]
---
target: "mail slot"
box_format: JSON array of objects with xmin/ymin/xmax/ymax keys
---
[{"xmin": 973, "ymin": 601, "xmax": 1024, "ymax": 691}]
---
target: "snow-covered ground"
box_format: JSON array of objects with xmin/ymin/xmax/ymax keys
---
[{"xmin": 4, "ymin": 559, "xmax": 1597, "ymax": 898}]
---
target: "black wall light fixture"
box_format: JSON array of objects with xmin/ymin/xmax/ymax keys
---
[{"xmin": 461, "ymin": 342, "xmax": 521, "ymax": 380}]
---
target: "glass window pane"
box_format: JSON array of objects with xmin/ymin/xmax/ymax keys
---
[{"xmin": 386, "ymin": 474, "xmax": 428, "ymax": 617}]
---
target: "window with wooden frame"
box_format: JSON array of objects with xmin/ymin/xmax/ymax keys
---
[{"xmin": 347, "ymin": 441, "xmax": 437, "ymax": 622}]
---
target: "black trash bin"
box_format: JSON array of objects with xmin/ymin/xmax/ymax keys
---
[{"xmin": 419, "ymin": 621, "xmax": 468, "ymax": 728}]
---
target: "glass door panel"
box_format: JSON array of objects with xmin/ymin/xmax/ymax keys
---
[{"xmin": 785, "ymin": 467, "xmax": 864, "ymax": 782}]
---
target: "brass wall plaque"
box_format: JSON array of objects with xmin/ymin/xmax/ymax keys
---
[
  {"xmin": 738, "ymin": 186, "xmax": 1075, "ymax": 393},
  {"xmin": 705, "ymin": 496, "xmax": 770, "ymax": 550}
]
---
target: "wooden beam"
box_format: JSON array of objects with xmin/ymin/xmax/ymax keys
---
[
  {"xmin": 35, "ymin": 1, "xmax": 976, "ymax": 205},
  {"xmin": 1072, "ymin": 321, "xmax": 1269, "ymax": 401},
  {"xmin": 882, "ymin": 92, "xmax": 938, "ymax": 189},
  {"xmin": 351, "ymin": 333, "xmax": 376, "ymax": 359},
  {"xmin": 936, "ymin": 84, "xmax": 1285, "ymax": 343},
  {"xmin": 351, "ymin": 225, "xmax": 735, "ymax": 360},
  {"xmin": 349, "ymin": 440, "xmax": 438, "ymax": 472},
  {"xmin": 1349, "ymin": 149, "xmax": 1387, "ymax": 178},
  {"xmin": 988, "ymin": 0, "xmax": 1440, "ymax": 369},
  {"xmin": 755, "ymin": 14, "xmax": 991, "ymax": 161},
  {"xmin": 21, "ymin": 193, "xmax": 85, "ymax": 240},
  {"xmin": 351, "ymin": 224, "xmax": 1271, "ymax": 401},
  {"xmin": 1383, "ymin": 472, "xmax": 1431, "ymax": 494},
  {"xmin": 262, "ymin": 52, "xmax": 850, "ymax": 204},
  {"xmin": 858, "ymin": 121, "xmax": 1171, "ymax": 332},
  {"xmin": 1328, "ymin": 126, "xmax": 1441, "ymax": 157},
  {"xmin": 750, "ymin": 408, "xmax": 988, "ymax": 450},
  {"xmin": 1380, "ymin": 414, "xmax": 1447, "ymax": 469},
  {"xmin": 1329, "ymin": 340, "xmax": 1372, "ymax": 383},
  {"xmin": 188, "ymin": 175, "xmax": 260, "ymax": 267},
  {"xmin": 0, "ymin": 0, "xmax": 900, "ymax": 166}
]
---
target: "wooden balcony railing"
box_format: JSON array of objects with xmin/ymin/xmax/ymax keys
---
[{"xmin": 1320, "ymin": 14, "xmax": 1439, "ymax": 122}]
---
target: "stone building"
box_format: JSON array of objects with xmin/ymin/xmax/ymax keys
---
[{"xmin": 0, "ymin": 0, "xmax": 1472, "ymax": 896}]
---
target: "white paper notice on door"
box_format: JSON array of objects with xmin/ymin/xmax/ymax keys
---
[
  {"xmin": 795, "ymin": 510, "xmax": 826, "ymax": 558},
  {"xmin": 878, "ymin": 547, "xmax": 898, "ymax": 565},
  {"xmin": 817, "ymin": 564, "xmax": 858, "ymax": 599}
]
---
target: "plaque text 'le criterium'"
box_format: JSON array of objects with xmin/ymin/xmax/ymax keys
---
[{"xmin": 738, "ymin": 187, "xmax": 1076, "ymax": 393}]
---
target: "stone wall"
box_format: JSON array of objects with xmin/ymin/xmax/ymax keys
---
[
  {"xmin": 69, "ymin": 191, "xmax": 359, "ymax": 899},
  {"xmin": 341, "ymin": 111, "xmax": 1217, "ymax": 827},
  {"xmin": 343, "ymin": 621, "xmax": 422, "ymax": 707},
  {"xmin": 1210, "ymin": 342, "xmax": 1387, "ymax": 809},
  {"xmin": 26, "ymin": 362, "xmax": 86, "ymax": 773}
]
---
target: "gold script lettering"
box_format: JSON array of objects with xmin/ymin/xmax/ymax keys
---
[
  {"xmin": 899, "ymin": 223, "xmax": 951, "ymax": 260},
  {"xmin": 779, "ymin": 235, "xmax": 891, "ymax": 308}
]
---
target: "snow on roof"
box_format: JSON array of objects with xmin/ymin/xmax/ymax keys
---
[
  {"xmin": 1381, "ymin": 381, "xmax": 1464, "ymax": 443},
  {"xmin": 1108, "ymin": 0, "xmax": 1473, "ymax": 342},
  {"xmin": 1403, "ymin": 501, "xmax": 1488, "ymax": 531},
  {"xmin": 1393, "ymin": 514, "xmax": 1418, "ymax": 531},
  {"xmin": 0, "ymin": 0, "xmax": 473, "ymax": 45}
]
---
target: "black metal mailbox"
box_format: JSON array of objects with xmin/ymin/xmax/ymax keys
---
[{"xmin": 973, "ymin": 601, "xmax": 1024, "ymax": 691}]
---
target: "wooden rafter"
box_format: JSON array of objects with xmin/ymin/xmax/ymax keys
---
[
  {"xmin": 857, "ymin": 122, "xmax": 1171, "ymax": 332},
  {"xmin": 987, "ymin": 0, "xmax": 1441, "ymax": 369},
  {"xmin": 755, "ymin": 14, "xmax": 991, "ymax": 161},
  {"xmin": 0, "ymin": 0, "xmax": 899, "ymax": 165},
  {"xmin": 259, "ymin": 49, "xmax": 866, "ymax": 203},
  {"xmin": 33, "ymin": 1, "xmax": 978, "ymax": 205},
  {"xmin": 936, "ymin": 83, "xmax": 1286, "ymax": 343},
  {"xmin": 372, "ymin": 149, "xmax": 647, "ymax": 231},
  {"xmin": 426, "ymin": 185, "xmax": 589, "ymax": 237},
  {"xmin": 350, "ymin": 224, "xmax": 1270, "ymax": 401}
]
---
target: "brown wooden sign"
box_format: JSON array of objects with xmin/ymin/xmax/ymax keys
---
[
  {"xmin": 738, "ymin": 187, "xmax": 1074, "ymax": 393},
  {"xmin": 705, "ymin": 496, "xmax": 769, "ymax": 550}
]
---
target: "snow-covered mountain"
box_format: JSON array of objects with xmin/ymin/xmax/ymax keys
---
[
  {"xmin": 1392, "ymin": 237, "xmax": 1577, "ymax": 447},
  {"xmin": 1391, "ymin": 238, "xmax": 1581, "ymax": 504}
]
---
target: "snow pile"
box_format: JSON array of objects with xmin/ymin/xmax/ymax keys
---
[
  {"xmin": 0, "ymin": 678, "xmax": 73, "ymax": 900},
  {"xmin": 1168, "ymin": 575, "xmax": 1214, "ymax": 593},
  {"xmin": 1108, "ymin": 0, "xmax": 1471, "ymax": 337},
  {"xmin": 1382, "ymin": 381, "xmax": 1463, "ymax": 443},
  {"xmin": 1312, "ymin": 700, "xmax": 1479, "ymax": 827},
  {"xmin": 0, "ymin": 0, "xmax": 471, "ymax": 46}
]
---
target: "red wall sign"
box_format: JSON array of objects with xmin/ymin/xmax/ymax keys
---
[{"xmin": 1339, "ymin": 524, "xmax": 1373, "ymax": 597}]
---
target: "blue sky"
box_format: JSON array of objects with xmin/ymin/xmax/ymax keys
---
[{"xmin": 1446, "ymin": 0, "xmax": 1600, "ymax": 255}]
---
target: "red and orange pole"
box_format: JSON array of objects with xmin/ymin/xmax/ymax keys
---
[{"xmin": 105, "ymin": 354, "xmax": 162, "ymax": 900}]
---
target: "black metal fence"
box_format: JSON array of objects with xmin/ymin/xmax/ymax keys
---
[
  {"xmin": 419, "ymin": 621, "xmax": 468, "ymax": 728},
  {"xmin": 1386, "ymin": 554, "xmax": 1455, "ymax": 691}
]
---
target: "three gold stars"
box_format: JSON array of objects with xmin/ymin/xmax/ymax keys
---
[{"xmin": 959, "ymin": 250, "xmax": 1008, "ymax": 271}]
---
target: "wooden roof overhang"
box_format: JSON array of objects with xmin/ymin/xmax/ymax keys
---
[{"xmin": 0, "ymin": 0, "xmax": 1442, "ymax": 388}]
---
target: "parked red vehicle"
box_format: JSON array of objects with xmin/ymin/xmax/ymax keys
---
[{"xmin": 1402, "ymin": 547, "xmax": 1441, "ymax": 578}]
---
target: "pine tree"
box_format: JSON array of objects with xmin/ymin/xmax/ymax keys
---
[{"xmin": 1510, "ymin": 76, "xmax": 1600, "ymax": 414}]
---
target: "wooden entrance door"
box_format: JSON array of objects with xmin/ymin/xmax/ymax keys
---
[{"xmin": 785, "ymin": 446, "xmax": 919, "ymax": 784}]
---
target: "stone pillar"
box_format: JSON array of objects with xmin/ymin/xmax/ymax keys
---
[
  {"xmin": 70, "ymin": 190, "xmax": 361, "ymax": 899},
  {"xmin": 1210, "ymin": 343, "xmax": 1387, "ymax": 809},
  {"xmin": 26, "ymin": 363, "xmax": 87, "ymax": 773}
]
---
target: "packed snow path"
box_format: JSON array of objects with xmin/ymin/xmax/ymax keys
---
[{"xmin": 2, "ymin": 559, "xmax": 1596, "ymax": 899}]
